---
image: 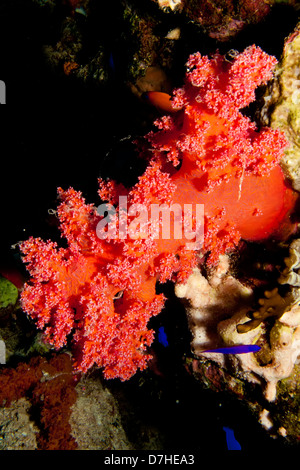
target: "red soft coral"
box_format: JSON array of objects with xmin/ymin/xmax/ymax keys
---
[
  {"xmin": 21, "ymin": 189, "xmax": 165, "ymax": 380},
  {"xmin": 148, "ymin": 45, "xmax": 296, "ymax": 253},
  {"xmin": 21, "ymin": 46, "xmax": 297, "ymax": 380}
]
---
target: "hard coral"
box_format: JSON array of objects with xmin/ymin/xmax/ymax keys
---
[
  {"xmin": 177, "ymin": 253, "xmax": 300, "ymax": 409},
  {"xmin": 237, "ymin": 238, "xmax": 300, "ymax": 333},
  {"xmin": 20, "ymin": 46, "xmax": 297, "ymax": 380},
  {"xmin": 260, "ymin": 23, "xmax": 300, "ymax": 192}
]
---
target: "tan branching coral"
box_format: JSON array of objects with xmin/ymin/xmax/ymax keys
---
[
  {"xmin": 237, "ymin": 239, "xmax": 300, "ymax": 333},
  {"xmin": 279, "ymin": 238, "xmax": 300, "ymax": 286},
  {"xmin": 237, "ymin": 287, "xmax": 300, "ymax": 333},
  {"xmin": 175, "ymin": 255, "xmax": 254, "ymax": 355},
  {"xmin": 176, "ymin": 250, "xmax": 300, "ymax": 410},
  {"xmin": 217, "ymin": 305, "xmax": 300, "ymax": 402}
]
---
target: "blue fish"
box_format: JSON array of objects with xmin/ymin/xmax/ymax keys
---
[
  {"xmin": 158, "ymin": 326, "xmax": 169, "ymax": 347},
  {"xmin": 223, "ymin": 427, "xmax": 242, "ymax": 450},
  {"xmin": 109, "ymin": 52, "xmax": 115, "ymax": 74},
  {"xmin": 200, "ymin": 344, "xmax": 261, "ymax": 354}
]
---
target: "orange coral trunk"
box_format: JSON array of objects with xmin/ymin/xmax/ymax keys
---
[{"xmin": 172, "ymin": 165, "xmax": 296, "ymax": 241}]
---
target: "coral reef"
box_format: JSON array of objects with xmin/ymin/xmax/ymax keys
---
[
  {"xmin": 20, "ymin": 46, "xmax": 298, "ymax": 382},
  {"xmin": 171, "ymin": 25, "xmax": 300, "ymax": 440},
  {"xmin": 154, "ymin": 0, "xmax": 182, "ymax": 12},
  {"xmin": 144, "ymin": 45, "xmax": 296, "ymax": 251},
  {"xmin": 43, "ymin": 12, "xmax": 109, "ymax": 85},
  {"xmin": 154, "ymin": 0, "xmax": 271, "ymax": 41},
  {"xmin": 218, "ymin": 302, "xmax": 300, "ymax": 403},
  {"xmin": 260, "ymin": 23, "xmax": 300, "ymax": 192},
  {"xmin": 0, "ymin": 353, "xmax": 165, "ymax": 450},
  {"xmin": 2, "ymin": 0, "xmax": 300, "ymax": 451},
  {"xmin": 41, "ymin": 0, "xmax": 179, "ymax": 94},
  {"xmin": 237, "ymin": 238, "xmax": 300, "ymax": 333},
  {"xmin": 177, "ymin": 244, "xmax": 300, "ymax": 439},
  {"xmin": 0, "ymin": 398, "xmax": 39, "ymax": 450},
  {"xmin": 175, "ymin": 255, "xmax": 254, "ymax": 353},
  {"xmin": 20, "ymin": 188, "xmax": 167, "ymax": 381},
  {"xmin": 279, "ymin": 238, "xmax": 300, "ymax": 287},
  {"xmin": 0, "ymin": 353, "xmax": 78, "ymax": 450},
  {"xmin": 69, "ymin": 375, "xmax": 132, "ymax": 450}
]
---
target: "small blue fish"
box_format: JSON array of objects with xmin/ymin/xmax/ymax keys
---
[
  {"xmin": 108, "ymin": 52, "xmax": 115, "ymax": 74},
  {"xmin": 201, "ymin": 344, "xmax": 261, "ymax": 354},
  {"xmin": 158, "ymin": 326, "xmax": 169, "ymax": 348},
  {"xmin": 223, "ymin": 427, "xmax": 242, "ymax": 450}
]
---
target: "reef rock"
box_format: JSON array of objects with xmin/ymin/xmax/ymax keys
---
[
  {"xmin": 0, "ymin": 398, "xmax": 39, "ymax": 450},
  {"xmin": 69, "ymin": 376, "xmax": 132, "ymax": 450},
  {"xmin": 153, "ymin": 0, "xmax": 271, "ymax": 41},
  {"xmin": 260, "ymin": 23, "xmax": 300, "ymax": 192}
]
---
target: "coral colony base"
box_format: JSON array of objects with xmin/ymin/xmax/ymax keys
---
[{"xmin": 20, "ymin": 46, "xmax": 298, "ymax": 382}]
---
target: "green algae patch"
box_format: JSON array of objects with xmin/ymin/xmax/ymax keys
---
[{"xmin": 0, "ymin": 276, "xmax": 18, "ymax": 309}]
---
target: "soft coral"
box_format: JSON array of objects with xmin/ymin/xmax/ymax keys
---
[
  {"xmin": 20, "ymin": 46, "xmax": 297, "ymax": 380},
  {"xmin": 146, "ymin": 45, "xmax": 296, "ymax": 260}
]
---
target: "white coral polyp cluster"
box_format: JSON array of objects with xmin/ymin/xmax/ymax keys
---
[{"xmin": 175, "ymin": 255, "xmax": 300, "ymax": 403}]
